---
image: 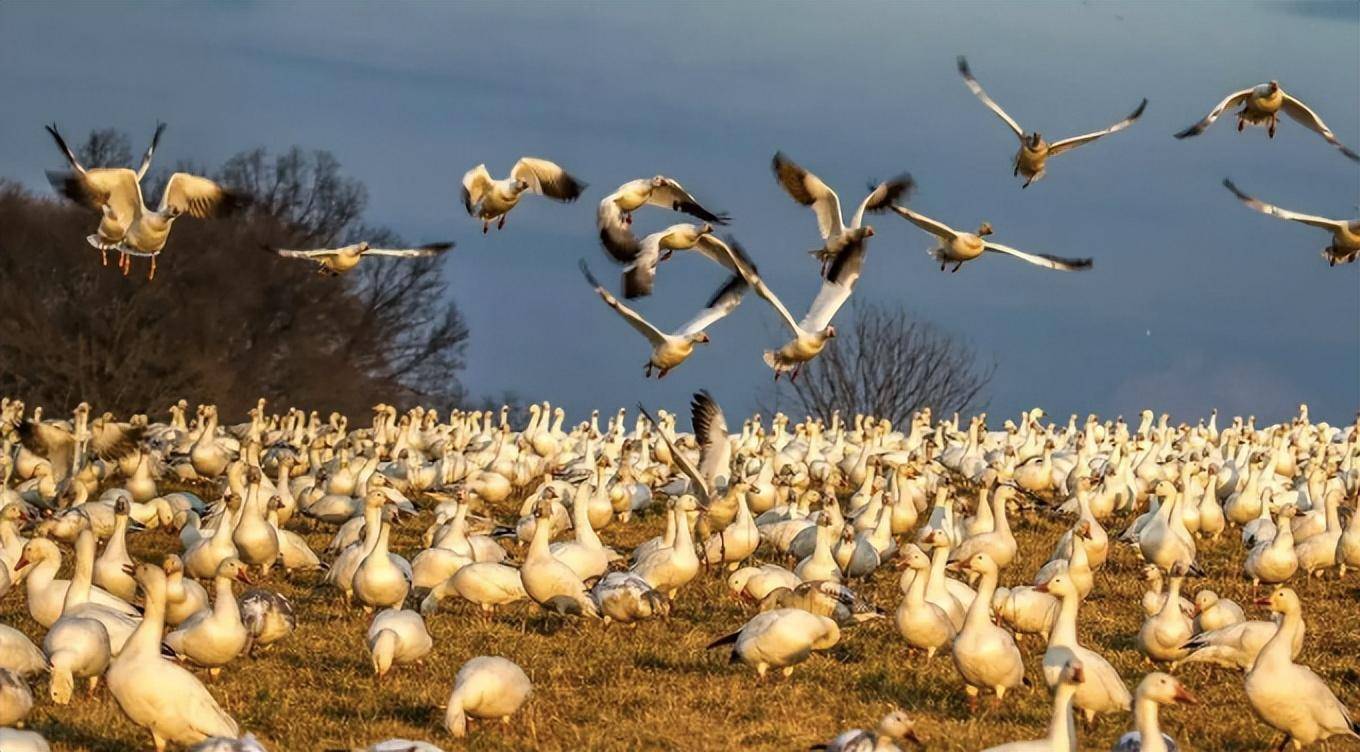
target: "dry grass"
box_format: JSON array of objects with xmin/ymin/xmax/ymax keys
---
[{"xmin": 4, "ymin": 487, "xmax": 1359, "ymax": 752}]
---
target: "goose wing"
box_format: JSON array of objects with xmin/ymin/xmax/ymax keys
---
[
  {"xmin": 579, "ymin": 260, "xmax": 667, "ymax": 346},
  {"xmin": 159, "ymin": 173, "xmax": 246, "ymax": 218},
  {"xmin": 135, "ymin": 122, "xmax": 166, "ymax": 181},
  {"xmin": 1281, "ymin": 93, "xmax": 1360, "ymax": 161},
  {"xmin": 709, "ymin": 237, "xmax": 804, "ymax": 336},
  {"xmin": 268, "ymin": 246, "xmax": 345, "ymax": 259},
  {"xmin": 89, "ymin": 421, "xmax": 145, "ymax": 461},
  {"xmin": 957, "ymin": 56, "xmax": 1025, "ymax": 140},
  {"xmin": 849, "ymin": 174, "xmax": 914, "ymax": 230},
  {"xmin": 1222, "ymin": 179, "xmax": 1345, "ymax": 230},
  {"xmin": 691, "ymin": 234, "xmax": 746, "ymax": 274},
  {"xmin": 675, "ymin": 274, "xmax": 748, "ymax": 337},
  {"xmin": 637, "ymin": 403, "xmax": 709, "ymax": 507},
  {"xmin": 799, "ymin": 234, "xmax": 866, "ymax": 331},
  {"xmin": 1048, "ymin": 99, "xmax": 1148, "ymax": 156},
  {"xmin": 1174, "ymin": 88, "xmax": 1253, "ymax": 138},
  {"xmin": 983, "ymin": 241, "xmax": 1092, "ymax": 271},
  {"xmin": 772, "ymin": 152, "xmax": 844, "ymax": 240},
  {"xmin": 511, "ymin": 157, "xmax": 587, "ymax": 201},
  {"xmin": 362, "ymin": 242, "xmax": 455, "ymax": 257},
  {"xmin": 44, "ymin": 124, "xmax": 143, "ymax": 220},
  {"xmin": 461, "ymin": 164, "xmax": 494, "ymax": 215},
  {"xmin": 691, "ymin": 390, "xmax": 732, "ymax": 492},
  {"xmin": 890, "ymin": 205, "xmax": 960, "ymax": 241},
  {"xmin": 622, "ymin": 232, "xmax": 663, "ymax": 299},
  {"xmin": 647, "ymin": 177, "xmax": 730, "ymax": 224}
]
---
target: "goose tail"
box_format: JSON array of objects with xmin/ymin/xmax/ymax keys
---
[{"xmin": 706, "ymin": 631, "xmax": 740, "ymax": 650}]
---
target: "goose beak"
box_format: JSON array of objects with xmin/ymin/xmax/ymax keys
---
[
  {"xmin": 1035, "ymin": 581, "xmax": 1050, "ymax": 594},
  {"xmin": 1173, "ymin": 684, "xmax": 1199, "ymax": 705},
  {"xmin": 1254, "ymin": 597, "xmax": 1272, "ymax": 607},
  {"xmin": 236, "ymin": 571, "xmax": 254, "ymax": 585},
  {"xmin": 14, "ymin": 556, "xmax": 28, "ymax": 570}
]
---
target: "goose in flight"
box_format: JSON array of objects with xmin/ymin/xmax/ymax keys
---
[
  {"xmin": 957, "ymin": 56, "xmax": 1147, "ymax": 187},
  {"xmin": 265, "ymin": 241, "xmax": 454, "ymax": 275},
  {"xmin": 599, "ymin": 223, "xmax": 749, "ymax": 299},
  {"xmin": 711, "ymin": 235, "xmax": 864, "ymax": 380},
  {"xmin": 1174, "ymin": 81, "xmax": 1359, "ymax": 162},
  {"xmin": 45, "ymin": 123, "xmax": 245, "ymax": 280},
  {"xmin": 638, "ymin": 390, "xmax": 731, "ymax": 509},
  {"xmin": 579, "ymin": 260, "xmax": 745, "ymax": 378},
  {"xmin": 890, "ymin": 204, "xmax": 1092, "ymax": 272},
  {"xmin": 771, "ymin": 151, "xmax": 911, "ymax": 269},
  {"xmin": 597, "ymin": 176, "xmax": 730, "ymax": 260},
  {"xmin": 1223, "ymin": 179, "xmax": 1358, "ymax": 266},
  {"xmin": 461, "ymin": 158, "xmax": 586, "ymax": 233}
]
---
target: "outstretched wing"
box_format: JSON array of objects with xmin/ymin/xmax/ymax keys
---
[
  {"xmin": 890, "ymin": 205, "xmax": 960, "ymax": 241},
  {"xmin": 597, "ymin": 190, "xmax": 640, "ymax": 262},
  {"xmin": 800, "ymin": 234, "xmax": 866, "ymax": 331},
  {"xmin": 675, "ymin": 274, "xmax": 747, "ymax": 336},
  {"xmin": 1281, "ymin": 94, "xmax": 1360, "ymax": 161},
  {"xmin": 709, "ymin": 237, "xmax": 803, "ymax": 335},
  {"xmin": 268, "ymin": 246, "xmax": 343, "ymax": 259},
  {"xmin": 363, "ymin": 242, "xmax": 455, "ymax": 257},
  {"xmin": 461, "ymin": 164, "xmax": 494, "ymax": 215},
  {"xmin": 136, "ymin": 122, "xmax": 167, "ymax": 181},
  {"xmin": 159, "ymin": 173, "xmax": 246, "ymax": 218},
  {"xmin": 772, "ymin": 151, "xmax": 844, "ymax": 240},
  {"xmin": 89, "ymin": 422, "xmax": 145, "ymax": 461},
  {"xmin": 637, "ymin": 403, "xmax": 709, "ymax": 507},
  {"xmin": 690, "ymin": 234, "xmax": 746, "ymax": 275},
  {"xmin": 1048, "ymin": 99, "xmax": 1148, "ymax": 156},
  {"xmin": 958, "ymin": 56, "xmax": 1025, "ymax": 140},
  {"xmin": 849, "ymin": 173, "xmax": 914, "ymax": 229},
  {"xmin": 579, "ymin": 260, "xmax": 667, "ymax": 345},
  {"xmin": 1174, "ymin": 88, "xmax": 1252, "ymax": 139},
  {"xmin": 512, "ymin": 157, "xmax": 587, "ymax": 201},
  {"xmin": 691, "ymin": 390, "xmax": 732, "ymax": 492},
  {"xmin": 648, "ymin": 177, "xmax": 730, "ymax": 224},
  {"xmin": 984, "ymin": 241, "xmax": 1092, "ymax": 271},
  {"xmin": 1222, "ymin": 179, "xmax": 1345, "ymax": 230}
]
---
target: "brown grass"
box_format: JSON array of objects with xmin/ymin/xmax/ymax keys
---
[{"xmin": 4, "ymin": 489, "xmax": 1359, "ymax": 752}]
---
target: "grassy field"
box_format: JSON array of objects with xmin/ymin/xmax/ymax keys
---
[{"xmin": 4, "ymin": 486, "xmax": 1359, "ymax": 752}]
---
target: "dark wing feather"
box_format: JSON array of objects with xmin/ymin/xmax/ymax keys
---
[{"xmin": 772, "ymin": 151, "xmax": 817, "ymax": 205}]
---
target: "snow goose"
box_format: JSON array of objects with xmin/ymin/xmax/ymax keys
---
[
  {"xmin": 950, "ymin": 552, "xmax": 1025, "ymax": 706},
  {"xmin": 520, "ymin": 499, "xmax": 599, "ymax": 617},
  {"xmin": 1175, "ymin": 82, "xmax": 1359, "ymax": 161},
  {"xmin": 1191, "ymin": 590, "xmax": 1245, "ymax": 633},
  {"xmin": 352, "ymin": 514, "xmax": 411, "ymax": 611},
  {"xmin": 444, "ymin": 656, "xmax": 532, "ymax": 738},
  {"xmin": 1037, "ymin": 571, "xmax": 1131, "ymax": 723},
  {"xmin": 770, "ymin": 151, "xmax": 911, "ymax": 270},
  {"xmin": 992, "ymin": 584, "xmax": 1059, "ymax": 641},
  {"xmin": 266, "ymin": 241, "xmax": 453, "ymax": 275},
  {"xmin": 629, "ymin": 494, "xmax": 701, "ymax": 599},
  {"xmin": 589, "ymin": 571, "xmax": 670, "ymax": 625},
  {"xmin": 596, "ymin": 223, "xmax": 743, "ymax": 299},
  {"xmin": 1294, "ymin": 488, "xmax": 1343, "ymax": 577},
  {"xmin": 1223, "ymin": 179, "xmax": 1358, "ymax": 266},
  {"xmin": 0, "ymin": 624, "xmax": 46, "ymax": 678},
  {"xmin": 186, "ymin": 734, "xmax": 268, "ymax": 752},
  {"xmin": 811, "ymin": 709, "xmax": 922, "ymax": 751},
  {"xmin": 638, "ymin": 390, "xmax": 732, "ymax": 508},
  {"xmin": 597, "ymin": 176, "xmax": 729, "ymax": 261},
  {"xmin": 548, "ymin": 479, "xmax": 614, "ymax": 581},
  {"xmin": 238, "ymin": 589, "xmax": 295, "ymax": 657},
  {"xmin": 1339, "ymin": 492, "xmax": 1360, "ymax": 577},
  {"xmin": 164, "ymin": 554, "xmax": 210, "ymax": 627},
  {"xmin": 981, "ymin": 658, "xmax": 1083, "ymax": 752},
  {"xmin": 957, "ymin": 56, "xmax": 1146, "ymax": 188},
  {"xmin": 579, "ymin": 261, "xmax": 745, "ymax": 378},
  {"xmin": 1111, "ymin": 672, "xmax": 1197, "ymax": 752},
  {"xmin": 92, "ymin": 498, "xmax": 137, "ymax": 601},
  {"xmin": 0, "ymin": 729, "xmax": 50, "ymax": 752},
  {"xmin": 367, "ymin": 608, "xmax": 433, "ymax": 679},
  {"xmin": 727, "ymin": 564, "xmax": 801, "ymax": 603},
  {"xmin": 890, "ymin": 204, "xmax": 1092, "ymax": 273},
  {"xmin": 164, "ymin": 557, "xmax": 251, "ymax": 677},
  {"xmin": 1244, "ymin": 587, "xmax": 1359, "ymax": 747},
  {"xmin": 706, "ymin": 607, "xmax": 840, "ymax": 678},
  {"xmin": 1245, "ymin": 505, "xmax": 1299, "ymax": 589},
  {"xmin": 893, "ymin": 543, "xmax": 957, "ymax": 659},
  {"xmin": 361, "ymin": 741, "xmax": 445, "ymax": 752},
  {"xmin": 26, "ymin": 530, "xmax": 139, "ymax": 653},
  {"xmin": 420, "ymin": 561, "xmax": 526, "ymax": 619},
  {"xmin": 461, "ymin": 158, "xmax": 585, "ymax": 233},
  {"xmin": 759, "ymin": 580, "xmax": 883, "ymax": 627},
  {"xmin": 0, "ymin": 667, "xmax": 34, "ymax": 726},
  {"xmin": 13, "ymin": 411, "xmax": 143, "ymax": 484},
  {"xmin": 108, "ymin": 563, "xmax": 238, "ymax": 752},
  {"xmin": 1136, "ymin": 565, "xmax": 1193, "ymax": 663},
  {"xmin": 1180, "ymin": 608, "xmax": 1304, "ymax": 671}
]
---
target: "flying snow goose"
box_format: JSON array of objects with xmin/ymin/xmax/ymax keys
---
[
  {"xmin": 812, "ymin": 709, "xmax": 923, "ymax": 751},
  {"xmin": 597, "ymin": 176, "xmax": 729, "ymax": 260},
  {"xmin": 638, "ymin": 390, "xmax": 733, "ymax": 509},
  {"xmin": 1175, "ymin": 81, "xmax": 1359, "ymax": 161},
  {"xmin": 579, "ymin": 261, "xmax": 745, "ymax": 378},
  {"xmin": 957, "ymin": 56, "xmax": 1146, "ymax": 188},
  {"xmin": 444, "ymin": 656, "xmax": 532, "ymax": 738},
  {"xmin": 42, "ymin": 122, "xmax": 164, "ymax": 262},
  {"xmin": 711, "ymin": 235, "xmax": 865, "ymax": 380},
  {"xmin": 1112, "ymin": 672, "xmax": 1197, "ymax": 752},
  {"xmin": 1223, "ymin": 179, "xmax": 1359, "ymax": 266},
  {"xmin": 266, "ymin": 241, "xmax": 454, "ymax": 275},
  {"xmin": 771, "ymin": 151, "xmax": 911, "ymax": 269},
  {"xmin": 461, "ymin": 158, "xmax": 586, "ymax": 233},
  {"xmin": 890, "ymin": 204, "xmax": 1092, "ymax": 272},
  {"xmin": 595, "ymin": 223, "xmax": 748, "ymax": 298}
]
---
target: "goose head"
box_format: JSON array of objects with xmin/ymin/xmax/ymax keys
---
[
  {"xmin": 1026, "ymin": 132, "xmax": 1044, "ymax": 149},
  {"xmin": 688, "ymin": 332, "xmax": 712, "ymax": 346},
  {"xmin": 1254, "ymin": 586, "xmax": 1299, "ymax": 615},
  {"xmin": 893, "ymin": 543, "xmax": 930, "ymax": 571},
  {"xmin": 1138, "ymin": 672, "xmax": 1199, "ymax": 706},
  {"xmin": 14, "ymin": 537, "xmax": 60, "ymax": 571},
  {"xmin": 1059, "ymin": 658, "xmax": 1086, "ymax": 686},
  {"xmin": 878, "ymin": 710, "xmax": 922, "ymax": 747},
  {"xmin": 976, "ymin": 222, "xmax": 994, "ymax": 237},
  {"xmin": 1035, "ymin": 570, "xmax": 1075, "ymax": 597},
  {"xmin": 216, "ymin": 557, "xmax": 253, "ymax": 585},
  {"xmin": 1191, "ymin": 589, "xmax": 1218, "ymax": 615}
]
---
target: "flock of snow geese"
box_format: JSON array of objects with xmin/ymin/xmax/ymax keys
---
[{"xmin": 0, "ymin": 394, "xmax": 1358, "ymax": 751}]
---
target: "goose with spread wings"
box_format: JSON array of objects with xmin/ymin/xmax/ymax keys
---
[
  {"xmin": 1174, "ymin": 81, "xmax": 1358, "ymax": 162},
  {"xmin": 461, "ymin": 158, "xmax": 586, "ymax": 233},
  {"xmin": 13, "ymin": 412, "xmax": 144, "ymax": 482},
  {"xmin": 1223, "ymin": 179, "xmax": 1358, "ymax": 266},
  {"xmin": 602, "ymin": 223, "xmax": 749, "ymax": 299},
  {"xmin": 957, "ymin": 56, "xmax": 1147, "ymax": 187},
  {"xmin": 597, "ymin": 176, "xmax": 730, "ymax": 261},
  {"xmin": 890, "ymin": 204, "xmax": 1092, "ymax": 273},
  {"xmin": 265, "ymin": 241, "xmax": 454, "ymax": 275},
  {"xmin": 771, "ymin": 151, "xmax": 911, "ymax": 270},
  {"xmin": 710, "ymin": 236, "xmax": 865, "ymax": 381},
  {"xmin": 45, "ymin": 123, "xmax": 246, "ymax": 280},
  {"xmin": 638, "ymin": 390, "xmax": 732, "ymax": 508},
  {"xmin": 579, "ymin": 260, "xmax": 745, "ymax": 378}
]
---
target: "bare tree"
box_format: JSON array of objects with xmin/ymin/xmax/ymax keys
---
[
  {"xmin": 768, "ymin": 301, "xmax": 994, "ymax": 425},
  {"xmin": 75, "ymin": 129, "xmax": 133, "ymax": 168}
]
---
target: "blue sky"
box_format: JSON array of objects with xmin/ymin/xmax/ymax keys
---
[{"xmin": 1, "ymin": 1, "xmax": 1356, "ymax": 424}]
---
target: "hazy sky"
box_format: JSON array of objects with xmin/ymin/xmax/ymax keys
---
[{"xmin": 1, "ymin": 1, "xmax": 1356, "ymax": 424}]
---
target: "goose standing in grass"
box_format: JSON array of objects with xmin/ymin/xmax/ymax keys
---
[
  {"xmin": 239, "ymin": 589, "xmax": 295, "ymax": 657},
  {"xmin": 461, "ymin": 157, "xmax": 586, "ymax": 233},
  {"xmin": 770, "ymin": 151, "xmax": 911, "ymax": 270},
  {"xmin": 164, "ymin": 554, "xmax": 210, "ymax": 627},
  {"xmin": 579, "ymin": 261, "xmax": 745, "ymax": 378},
  {"xmin": 811, "ymin": 709, "xmax": 923, "ymax": 750},
  {"xmin": 706, "ymin": 607, "xmax": 841, "ymax": 678},
  {"xmin": 163, "ymin": 557, "xmax": 252, "ymax": 678},
  {"xmin": 1112, "ymin": 672, "xmax": 1197, "ymax": 752},
  {"xmin": 1223, "ymin": 179, "xmax": 1359, "ymax": 266},
  {"xmin": 957, "ymin": 56, "xmax": 1146, "ymax": 188},
  {"xmin": 444, "ymin": 656, "xmax": 532, "ymax": 738},
  {"xmin": 1175, "ymin": 82, "xmax": 1359, "ymax": 161},
  {"xmin": 421, "ymin": 560, "xmax": 527, "ymax": 619},
  {"xmin": 597, "ymin": 176, "xmax": 729, "ymax": 261},
  {"xmin": 265, "ymin": 241, "xmax": 454, "ymax": 276},
  {"xmin": 367, "ymin": 608, "xmax": 433, "ymax": 679},
  {"xmin": 44, "ymin": 123, "xmax": 247, "ymax": 279},
  {"xmin": 1244, "ymin": 588, "xmax": 1359, "ymax": 748},
  {"xmin": 589, "ymin": 571, "xmax": 670, "ymax": 625},
  {"xmin": 950, "ymin": 552, "xmax": 1025, "ymax": 707},
  {"xmin": 890, "ymin": 204, "xmax": 1092, "ymax": 273},
  {"xmin": 42, "ymin": 566, "xmax": 113, "ymax": 704},
  {"xmin": 25, "ymin": 531, "xmax": 139, "ymax": 654},
  {"xmin": 520, "ymin": 498, "xmax": 599, "ymax": 618},
  {"xmin": 1037, "ymin": 572, "xmax": 1131, "ymax": 723},
  {"xmin": 981, "ymin": 659, "xmax": 1084, "ymax": 752},
  {"xmin": 1137, "ymin": 565, "xmax": 1193, "ymax": 663}
]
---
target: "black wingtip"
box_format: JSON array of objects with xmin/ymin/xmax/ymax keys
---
[
  {"xmin": 1173, "ymin": 124, "xmax": 1199, "ymax": 140},
  {"xmin": 599, "ymin": 225, "xmax": 641, "ymax": 264},
  {"xmin": 578, "ymin": 258, "xmax": 603, "ymax": 290},
  {"xmin": 420, "ymin": 242, "xmax": 455, "ymax": 253},
  {"xmin": 956, "ymin": 55, "xmax": 971, "ymax": 76},
  {"xmin": 1129, "ymin": 98, "xmax": 1149, "ymax": 120},
  {"xmin": 706, "ymin": 631, "xmax": 740, "ymax": 649}
]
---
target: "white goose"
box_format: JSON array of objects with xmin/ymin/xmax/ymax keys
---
[
  {"xmin": 266, "ymin": 241, "xmax": 453, "ymax": 275},
  {"xmin": 950, "ymin": 552, "xmax": 1025, "ymax": 706},
  {"xmin": 579, "ymin": 260, "xmax": 745, "ymax": 379},
  {"xmin": 461, "ymin": 157, "xmax": 586, "ymax": 233},
  {"xmin": 597, "ymin": 175, "xmax": 729, "ymax": 262},
  {"xmin": 705, "ymin": 607, "xmax": 840, "ymax": 678},
  {"xmin": 421, "ymin": 561, "xmax": 527, "ymax": 619},
  {"xmin": 0, "ymin": 624, "xmax": 46, "ymax": 678},
  {"xmin": 1223, "ymin": 179, "xmax": 1358, "ymax": 266},
  {"xmin": 727, "ymin": 564, "xmax": 801, "ymax": 603},
  {"xmin": 1038, "ymin": 571, "xmax": 1131, "ymax": 723},
  {"xmin": 164, "ymin": 554, "xmax": 210, "ymax": 627},
  {"xmin": 812, "ymin": 709, "xmax": 923, "ymax": 751},
  {"xmin": 0, "ymin": 667, "xmax": 34, "ymax": 727},
  {"xmin": 444, "ymin": 656, "xmax": 533, "ymax": 738},
  {"xmin": 42, "ymin": 546, "xmax": 114, "ymax": 703},
  {"xmin": 352, "ymin": 515, "xmax": 411, "ymax": 611},
  {"xmin": 957, "ymin": 56, "xmax": 1146, "ymax": 187},
  {"xmin": 1175, "ymin": 82, "xmax": 1359, "ymax": 161},
  {"xmin": 891, "ymin": 204, "xmax": 1092, "ymax": 273},
  {"xmin": 1112, "ymin": 672, "xmax": 1198, "ymax": 752},
  {"xmin": 981, "ymin": 658, "xmax": 1084, "ymax": 752},
  {"xmin": 589, "ymin": 571, "xmax": 670, "ymax": 625},
  {"xmin": 770, "ymin": 151, "xmax": 911, "ymax": 269},
  {"xmin": 366, "ymin": 608, "xmax": 433, "ymax": 679},
  {"xmin": 25, "ymin": 531, "xmax": 139, "ymax": 653},
  {"xmin": 163, "ymin": 557, "xmax": 252, "ymax": 677},
  {"xmin": 520, "ymin": 499, "xmax": 599, "ymax": 617}
]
